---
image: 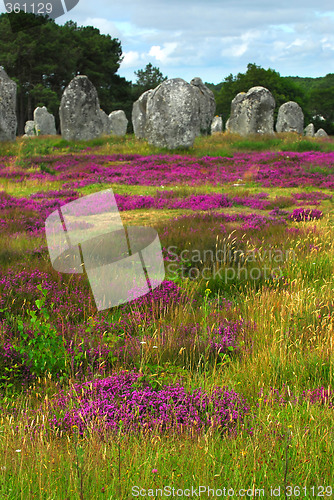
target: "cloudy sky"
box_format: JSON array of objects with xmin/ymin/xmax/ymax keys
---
[{"xmin": 3, "ymin": 0, "xmax": 334, "ymax": 83}]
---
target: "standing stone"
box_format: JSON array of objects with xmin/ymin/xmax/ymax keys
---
[
  {"xmin": 315, "ymin": 128, "xmax": 328, "ymax": 138},
  {"xmin": 109, "ymin": 110, "xmax": 128, "ymax": 136},
  {"xmin": 145, "ymin": 78, "xmax": 201, "ymax": 149},
  {"xmin": 211, "ymin": 116, "xmax": 223, "ymax": 133},
  {"xmin": 100, "ymin": 109, "xmax": 111, "ymax": 135},
  {"xmin": 0, "ymin": 67, "xmax": 17, "ymax": 141},
  {"xmin": 276, "ymin": 101, "xmax": 304, "ymax": 134},
  {"xmin": 24, "ymin": 120, "xmax": 36, "ymax": 136},
  {"xmin": 132, "ymin": 89, "xmax": 153, "ymax": 139},
  {"xmin": 190, "ymin": 77, "xmax": 216, "ymax": 135},
  {"xmin": 304, "ymin": 123, "xmax": 315, "ymax": 137},
  {"xmin": 225, "ymin": 93, "xmax": 245, "ymax": 132},
  {"xmin": 59, "ymin": 75, "xmax": 104, "ymax": 141},
  {"xmin": 34, "ymin": 106, "xmax": 56, "ymax": 136},
  {"xmin": 226, "ymin": 86, "xmax": 275, "ymax": 136}
]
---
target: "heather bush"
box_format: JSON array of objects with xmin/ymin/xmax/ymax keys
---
[
  {"xmin": 44, "ymin": 370, "xmax": 250, "ymax": 437},
  {"xmin": 0, "ymin": 339, "xmax": 36, "ymax": 390}
]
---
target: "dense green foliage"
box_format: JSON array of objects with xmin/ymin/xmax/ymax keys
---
[
  {"xmin": 132, "ymin": 62, "xmax": 168, "ymax": 100},
  {"xmin": 211, "ymin": 64, "xmax": 333, "ymax": 134},
  {"xmin": 286, "ymin": 74, "xmax": 334, "ymax": 135},
  {"xmin": 0, "ymin": 12, "xmax": 132, "ymax": 133},
  {"xmin": 286, "ymin": 74, "xmax": 334, "ymax": 94},
  {"xmin": 214, "ymin": 63, "xmax": 307, "ymax": 124},
  {"xmin": 0, "ymin": 11, "xmax": 332, "ymax": 137}
]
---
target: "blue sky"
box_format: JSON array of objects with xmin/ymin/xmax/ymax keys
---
[{"xmin": 2, "ymin": 0, "xmax": 334, "ymax": 83}]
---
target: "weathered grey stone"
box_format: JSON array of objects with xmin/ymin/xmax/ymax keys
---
[
  {"xmin": 190, "ymin": 77, "xmax": 216, "ymax": 135},
  {"xmin": 59, "ymin": 75, "xmax": 104, "ymax": 141},
  {"xmin": 109, "ymin": 110, "xmax": 128, "ymax": 136},
  {"xmin": 145, "ymin": 78, "xmax": 201, "ymax": 149},
  {"xmin": 33, "ymin": 106, "xmax": 56, "ymax": 135},
  {"xmin": 132, "ymin": 90, "xmax": 153, "ymax": 139},
  {"xmin": 304, "ymin": 123, "xmax": 315, "ymax": 137},
  {"xmin": 100, "ymin": 109, "xmax": 111, "ymax": 135},
  {"xmin": 225, "ymin": 93, "xmax": 245, "ymax": 132},
  {"xmin": 0, "ymin": 67, "xmax": 17, "ymax": 141},
  {"xmin": 24, "ymin": 120, "xmax": 36, "ymax": 136},
  {"xmin": 211, "ymin": 116, "xmax": 223, "ymax": 133},
  {"xmin": 276, "ymin": 101, "xmax": 304, "ymax": 134},
  {"xmin": 226, "ymin": 86, "xmax": 275, "ymax": 136},
  {"xmin": 315, "ymin": 128, "xmax": 328, "ymax": 138}
]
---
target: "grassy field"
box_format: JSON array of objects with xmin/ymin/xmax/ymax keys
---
[{"xmin": 0, "ymin": 131, "xmax": 334, "ymax": 499}]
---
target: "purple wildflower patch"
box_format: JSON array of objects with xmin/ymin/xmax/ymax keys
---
[
  {"xmin": 45, "ymin": 371, "xmax": 249, "ymax": 436},
  {"xmin": 2, "ymin": 151, "xmax": 334, "ymax": 190},
  {"xmin": 289, "ymin": 208, "xmax": 323, "ymax": 222}
]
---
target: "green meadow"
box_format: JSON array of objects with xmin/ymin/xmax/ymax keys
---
[{"xmin": 0, "ymin": 132, "xmax": 334, "ymax": 499}]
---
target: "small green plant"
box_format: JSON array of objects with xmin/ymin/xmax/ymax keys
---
[
  {"xmin": 281, "ymin": 140, "xmax": 322, "ymax": 152},
  {"xmin": 0, "ymin": 361, "xmax": 21, "ymax": 391},
  {"xmin": 40, "ymin": 162, "xmax": 56, "ymax": 175},
  {"xmin": 232, "ymin": 138, "xmax": 281, "ymax": 151},
  {"xmin": 14, "ymin": 284, "xmax": 69, "ymax": 379},
  {"xmin": 304, "ymin": 164, "xmax": 333, "ymax": 176},
  {"xmin": 202, "ymin": 283, "xmax": 211, "ymax": 332}
]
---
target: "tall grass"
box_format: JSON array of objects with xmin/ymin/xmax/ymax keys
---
[
  {"xmin": 0, "ymin": 131, "xmax": 332, "ymax": 160},
  {"xmin": 0, "ymin": 132, "xmax": 334, "ymax": 497}
]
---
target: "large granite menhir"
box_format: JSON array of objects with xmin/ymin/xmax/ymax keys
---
[
  {"xmin": 132, "ymin": 78, "xmax": 216, "ymax": 147},
  {"xmin": 34, "ymin": 106, "xmax": 56, "ymax": 135},
  {"xmin": 276, "ymin": 101, "xmax": 304, "ymax": 134},
  {"xmin": 211, "ymin": 116, "xmax": 223, "ymax": 133},
  {"xmin": 304, "ymin": 123, "xmax": 315, "ymax": 137},
  {"xmin": 226, "ymin": 86, "xmax": 275, "ymax": 136},
  {"xmin": 99, "ymin": 109, "xmax": 111, "ymax": 135},
  {"xmin": 24, "ymin": 120, "xmax": 36, "ymax": 137},
  {"xmin": 109, "ymin": 110, "xmax": 128, "ymax": 136},
  {"xmin": 145, "ymin": 78, "xmax": 201, "ymax": 149},
  {"xmin": 0, "ymin": 67, "xmax": 17, "ymax": 141},
  {"xmin": 190, "ymin": 77, "xmax": 216, "ymax": 135},
  {"xmin": 315, "ymin": 128, "xmax": 328, "ymax": 138},
  {"xmin": 59, "ymin": 75, "xmax": 104, "ymax": 141},
  {"xmin": 132, "ymin": 89, "xmax": 154, "ymax": 140}
]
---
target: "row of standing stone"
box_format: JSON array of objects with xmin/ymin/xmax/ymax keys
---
[
  {"xmin": 0, "ymin": 68, "xmax": 128, "ymax": 141},
  {"xmin": 0, "ymin": 66, "xmax": 329, "ymax": 147},
  {"xmin": 24, "ymin": 107, "xmax": 128, "ymax": 139},
  {"xmin": 132, "ymin": 82, "xmax": 328, "ymax": 146},
  {"xmin": 223, "ymin": 86, "xmax": 327, "ymax": 139}
]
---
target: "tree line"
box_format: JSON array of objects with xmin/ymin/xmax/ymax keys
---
[
  {"xmin": 207, "ymin": 64, "xmax": 334, "ymax": 135},
  {"xmin": 0, "ymin": 12, "xmax": 332, "ymax": 135}
]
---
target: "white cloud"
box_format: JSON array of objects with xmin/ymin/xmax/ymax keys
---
[
  {"xmin": 22, "ymin": 0, "xmax": 334, "ymax": 82},
  {"xmin": 289, "ymin": 38, "xmax": 305, "ymax": 47},
  {"xmin": 222, "ymin": 42, "xmax": 248, "ymax": 58},
  {"xmin": 121, "ymin": 51, "xmax": 143, "ymax": 68},
  {"xmin": 221, "ymin": 30, "xmax": 261, "ymax": 58},
  {"xmin": 148, "ymin": 43, "xmax": 178, "ymax": 63}
]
